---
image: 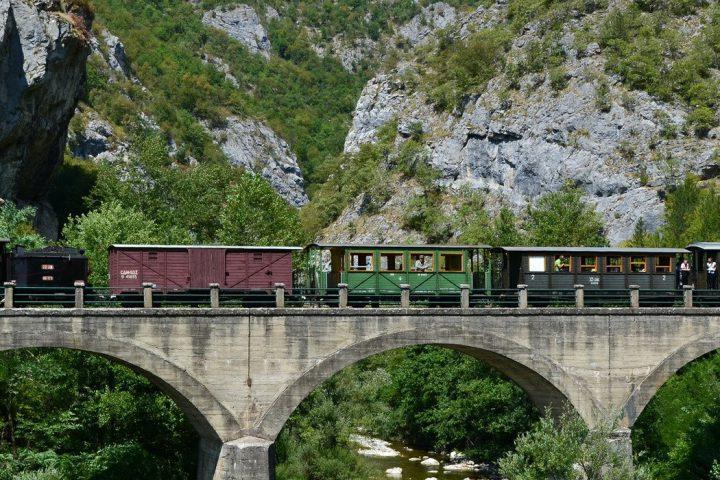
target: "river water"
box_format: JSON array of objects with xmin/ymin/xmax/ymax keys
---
[{"xmin": 350, "ymin": 435, "xmax": 492, "ymax": 480}]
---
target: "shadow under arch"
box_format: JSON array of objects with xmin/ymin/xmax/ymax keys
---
[
  {"xmin": 253, "ymin": 327, "xmax": 599, "ymax": 440},
  {"xmin": 0, "ymin": 331, "xmax": 241, "ymax": 443},
  {"xmin": 622, "ymin": 331, "xmax": 720, "ymax": 428}
]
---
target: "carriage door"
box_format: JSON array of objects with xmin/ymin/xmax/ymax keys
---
[{"xmin": 189, "ymin": 249, "xmax": 224, "ymax": 289}]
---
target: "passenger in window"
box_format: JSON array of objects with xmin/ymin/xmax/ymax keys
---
[
  {"xmin": 554, "ymin": 255, "xmax": 568, "ymax": 272},
  {"xmin": 680, "ymin": 258, "xmax": 691, "ymax": 287},
  {"xmin": 414, "ymin": 255, "xmax": 430, "ymax": 272},
  {"xmin": 708, "ymin": 257, "xmax": 717, "ymax": 289}
]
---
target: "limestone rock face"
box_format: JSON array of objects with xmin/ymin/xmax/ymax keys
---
[
  {"xmin": 202, "ymin": 5, "xmax": 271, "ymax": 58},
  {"xmin": 208, "ymin": 117, "xmax": 309, "ymax": 207},
  {"xmin": 341, "ymin": 18, "xmax": 720, "ymax": 245},
  {"xmin": 0, "ymin": 0, "xmax": 91, "ymax": 232}
]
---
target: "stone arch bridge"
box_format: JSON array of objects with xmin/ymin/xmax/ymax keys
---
[{"xmin": 1, "ymin": 306, "xmax": 718, "ymax": 479}]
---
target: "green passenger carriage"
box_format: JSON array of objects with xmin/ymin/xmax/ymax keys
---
[{"xmin": 306, "ymin": 244, "xmax": 491, "ymax": 295}]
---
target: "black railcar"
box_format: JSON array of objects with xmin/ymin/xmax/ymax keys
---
[
  {"xmin": 494, "ymin": 246, "xmax": 689, "ymax": 290},
  {"xmin": 10, "ymin": 246, "xmax": 89, "ymax": 288},
  {"xmin": 0, "ymin": 239, "xmax": 9, "ymax": 284},
  {"xmin": 687, "ymin": 242, "xmax": 720, "ymax": 288}
]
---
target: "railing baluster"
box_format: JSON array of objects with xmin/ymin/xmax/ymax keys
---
[
  {"xmin": 683, "ymin": 285, "xmax": 694, "ymax": 308},
  {"xmin": 275, "ymin": 283, "xmax": 285, "ymax": 308},
  {"xmin": 629, "ymin": 285, "xmax": 640, "ymax": 308},
  {"xmin": 3, "ymin": 281, "xmax": 15, "ymax": 309},
  {"xmin": 143, "ymin": 283, "xmax": 154, "ymax": 309},
  {"xmin": 74, "ymin": 281, "xmax": 85, "ymax": 309}
]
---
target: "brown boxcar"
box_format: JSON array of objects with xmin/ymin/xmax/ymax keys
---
[{"xmin": 108, "ymin": 245, "xmax": 301, "ymax": 293}]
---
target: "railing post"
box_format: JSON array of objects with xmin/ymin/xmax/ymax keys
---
[
  {"xmin": 684, "ymin": 284, "xmax": 694, "ymax": 308},
  {"xmin": 629, "ymin": 285, "xmax": 640, "ymax": 308},
  {"xmin": 338, "ymin": 283, "xmax": 348, "ymax": 308},
  {"xmin": 275, "ymin": 283, "xmax": 285, "ymax": 308},
  {"xmin": 143, "ymin": 282, "xmax": 154, "ymax": 309},
  {"xmin": 517, "ymin": 284, "xmax": 528, "ymax": 308},
  {"xmin": 74, "ymin": 281, "xmax": 85, "ymax": 309},
  {"xmin": 460, "ymin": 284, "xmax": 470, "ymax": 309},
  {"xmin": 574, "ymin": 284, "xmax": 584, "ymax": 309},
  {"xmin": 3, "ymin": 281, "xmax": 15, "ymax": 309},
  {"xmin": 210, "ymin": 283, "xmax": 220, "ymax": 309},
  {"xmin": 400, "ymin": 284, "xmax": 410, "ymax": 308}
]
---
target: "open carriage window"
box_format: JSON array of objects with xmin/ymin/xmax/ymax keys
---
[
  {"xmin": 655, "ymin": 256, "xmax": 672, "ymax": 273},
  {"xmin": 580, "ymin": 256, "xmax": 598, "ymax": 273},
  {"xmin": 349, "ymin": 253, "xmax": 374, "ymax": 271},
  {"xmin": 553, "ymin": 255, "xmax": 571, "ymax": 272},
  {"xmin": 606, "ymin": 256, "xmax": 623, "ymax": 273},
  {"xmin": 440, "ymin": 253, "xmax": 464, "ymax": 272},
  {"xmin": 630, "ymin": 256, "xmax": 647, "ymax": 273},
  {"xmin": 410, "ymin": 253, "xmax": 434, "ymax": 272},
  {"xmin": 381, "ymin": 253, "xmax": 404, "ymax": 272}
]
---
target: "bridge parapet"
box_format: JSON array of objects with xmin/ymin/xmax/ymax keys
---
[{"xmin": 0, "ymin": 306, "xmax": 719, "ymax": 479}]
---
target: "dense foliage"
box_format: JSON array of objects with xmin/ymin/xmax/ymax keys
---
[
  {"xmin": 633, "ymin": 352, "xmax": 720, "ymax": 479},
  {"xmin": 500, "ymin": 410, "xmax": 639, "ymax": 480},
  {"xmin": 277, "ymin": 346, "xmax": 538, "ymax": 479},
  {"xmin": 87, "ymin": 0, "xmax": 366, "ymax": 188},
  {"xmin": 0, "ymin": 202, "xmax": 46, "ymax": 250},
  {"xmin": 0, "ymin": 349, "xmax": 197, "ymax": 480}
]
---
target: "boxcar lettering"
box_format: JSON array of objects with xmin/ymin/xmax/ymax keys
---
[{"xmin": 121, "ymin": 269, "xmax": 139, "ymax": 280}]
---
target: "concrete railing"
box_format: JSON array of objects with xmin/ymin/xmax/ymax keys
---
[{"xmin": 0, "ymin": 282, "xmax": 707, "ymax": 310}]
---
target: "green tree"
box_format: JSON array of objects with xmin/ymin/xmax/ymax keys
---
[
  {"xmin": 61, "ymin": 201, "xmax": 175, "ymax": 286},
  {"xmin": 0, "ymin": 202, "xmax": 46, "ymax": 249},
  {"xmin": 218, "ymin": 173, "xmax": 304, "ymax": 246},
  {"xmin": 526, "ymin": 185, "xmax": 608, "ymax": 246},
  {"xmin": 500, "ymin": 410, "xmax": 638, "ymax": 480}
]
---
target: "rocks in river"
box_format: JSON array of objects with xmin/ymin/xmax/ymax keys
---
[
  {"xmin": 202, "ymin": 5, "xmax": 272, "ymax": 58},
  {"xmin": 420, "ymin": 457, "xmax": 440, "ymax": 467},
  {"xmin": 425, "ymin": 477, "xmax": 438, "ymax": 480},
  {"xmin": 443, "ymin": 460, "xmax": 478, "ymax": 471},
  {"xmin": 385, "ymin": 467, "xmax": 402, "ymax": 477},
  {"xmin": 349, "ymin": 434, "xmax": 400, "ymax": 458},
  {"xmin": 409, "ymin": 457, "xmax": 421, "ymax": 462}
]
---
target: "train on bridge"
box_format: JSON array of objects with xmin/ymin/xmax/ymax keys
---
[{"xmin": 2, "ymin": 238, "xmax": 720, "ymax": 305}]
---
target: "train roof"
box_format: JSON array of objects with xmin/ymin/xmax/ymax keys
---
[
  {"xmin": 0, "ymin": 238, "xmax": 9, "ymax": 244},
  {"xmin": 110, "ymin": 244, "xmax": 302, "ymax": 251},
  {"xmin": 494, "ymin": 246, "xmax": 690, "ymax": 254},
  {"xmin": 307, "ymin": 243, "xmax": 491, "ymax": 250},
  {"xmin": 687, "ymin": 242, "xmax": 720, "ymax": 251}
]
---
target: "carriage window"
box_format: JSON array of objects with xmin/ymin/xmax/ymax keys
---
[
  {"xmin": 553, "ymin": 255, "xmax": 571, "ymax": 272},
  {"xmin": 253, "ymin": 252, "xmax": 263, "ymax": 262},
  {"xmin": 580, "ymin": 256, "xmax": 598, "ymax": 273},
  {"xmin": 528, "ymin": 256, "xmax": 546, "ymax": 272},
  {"xmin": 440, "ymin": 253, "xmax": 464, "ymax": 272},
  {"xmin": 606, "ymin": 256, "xmax": 623, "ymax": 273},
  {"xmin": 656, "ymin": 256, "xmax": 672, "ymax": 273},
  {"xmin": 380, "ymin": 253, "xmax": 404, "ymax": 272},
  {"xmin": 630, "ymin": 256, "xmax": 647, "ymax": 273},
  {"xmin": 410, "ymin": 253, "xmax": 434, "ymax": 272},
  {"xmin": 349, "ymin": 253, "xmax": 374, "ymax": 271}
]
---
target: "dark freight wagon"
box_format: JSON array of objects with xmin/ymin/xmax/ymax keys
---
[
  {"xmin": 306, "ymin": 244, "xmax": 491, "ymax": 294},
  {"xmin": 10, "ymin": 246, "xmax": 88, "ymax": 288},
  {"xmin": 108, "ymin": 244, "xmax": 301, "ymax": 293},
  {"xmin": 495, "ymin": 246, "xmax": 689, "ymax": 290},
  {"xmin": 0, "ymin": 239, "xmax": 8, "ymax": 284}
]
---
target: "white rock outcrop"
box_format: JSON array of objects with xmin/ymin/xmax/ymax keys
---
[
  {"xmin": 202, "ymin": 5, "xmax": 272, "ymax": 58},
  {"xmin": 208, "ymin": 117, "xmax": 308, "ymax": 207}
]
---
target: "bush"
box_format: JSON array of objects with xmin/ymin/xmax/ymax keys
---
[
  {"xmin": 549, "ymin": 66, "xmax": 569, "ymax": 91},
  {"xmin": 687, "ymin": 105, "xmax": 717, "ymax": 136}
]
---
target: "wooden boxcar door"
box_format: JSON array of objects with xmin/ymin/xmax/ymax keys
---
[{"xmin": 189, "ymin": 248, "xmax": 224, "ymax": 289}]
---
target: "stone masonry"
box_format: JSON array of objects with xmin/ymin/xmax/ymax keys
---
[{"xmin": 1, "ymin": 307, "xmax": 719, "ymax": 479}]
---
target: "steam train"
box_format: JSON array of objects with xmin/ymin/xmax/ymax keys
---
[{"xmin": 3, "ymin": 239, "xmax": 720, "ymax": 298}]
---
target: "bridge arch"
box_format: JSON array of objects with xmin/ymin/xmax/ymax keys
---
[
  {"xmin": 253, "ymin": 326, "xmax": 600, "ymax": 440},
  {"xmin": 622, "ymin": 331, "xmax": 720, "ymax": 427},
  {"xmin": 0, "ymin": 330, "xmax": 241, "ymax": 443}
]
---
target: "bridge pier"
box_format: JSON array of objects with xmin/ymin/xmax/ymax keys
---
[
  {"xmin": 199, "ymin": 436, "xmax": 275, "ymax": 480},
  {"xmin": 609, "ymin": 428, "xmax": 633, "ymax": 462}
]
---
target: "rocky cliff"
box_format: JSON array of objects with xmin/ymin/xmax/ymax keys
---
[
  {"xmin": 325, "ymin": 2, "xmax": 720, "ymax": 245},
  {"xmin": 0, "ymin": 0, "xmax": 92, "ymax": 235}
]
